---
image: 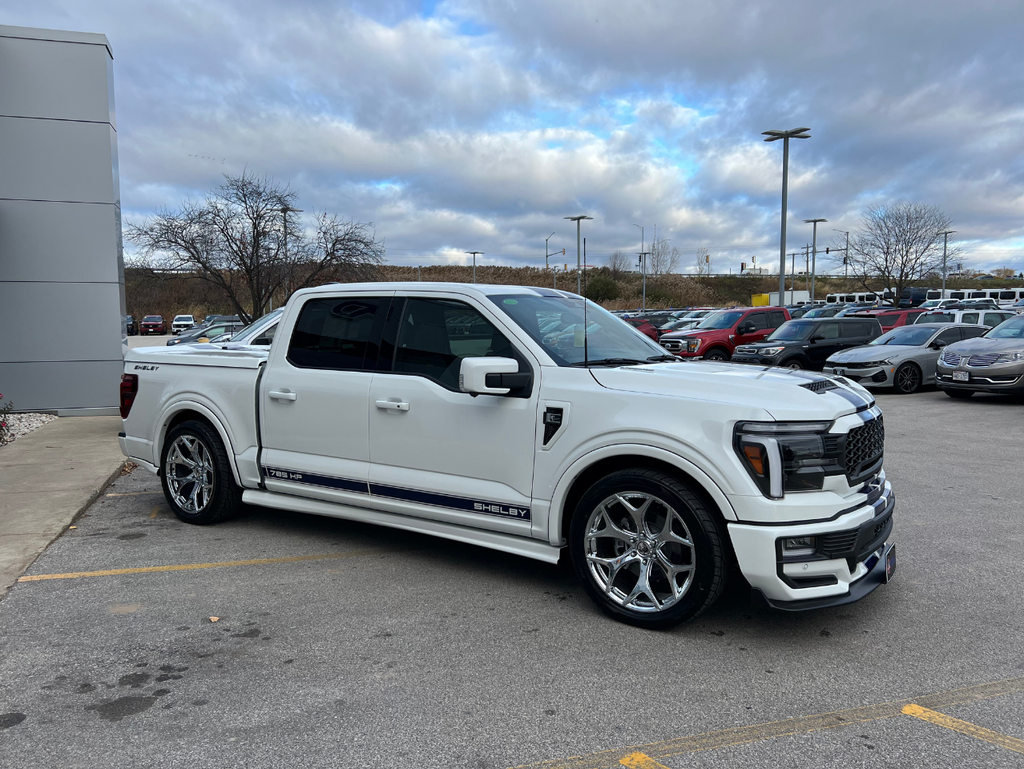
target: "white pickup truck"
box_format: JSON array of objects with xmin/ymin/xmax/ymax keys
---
[{"xmin": 119, "ymin": 282, "xmax": 896, "ymax": 628}]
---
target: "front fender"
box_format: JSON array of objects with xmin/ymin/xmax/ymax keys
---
[{"xmin": 545, "ymin": 443, "xmax": 738, "ymax": 548}]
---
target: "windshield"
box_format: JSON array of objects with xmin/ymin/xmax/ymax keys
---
[
  {"xmin": 767, "ymin": 321, "xmax": 815, "ymax": 341},
  {"xmin": 230, "ymin": 309, "xmax": 282, "ymax": 344},
  {"xmin": 174, "ymin": 316, "xmax": 192, "ymax": 321},
  {"xmin": 695, "ymin": 310, "xmax": 744, "ymax": 330},
  {"xmin": 987, "ymin": 316, "xmax": 1024, "ymax": 339},
  {"xmin": 801, "ymin": 307, "xmax": 834, "ymax": 319},
  {"xmin": 143, "ymin": 316, "xmax": 160, "ymax": 321},
  {"xmin": 490, "ymin": 294, "xmax": 667, "ymax": 366},
  {"xmin": 870, "ymin": 326, "xmax": 936, "ymax": 346}
]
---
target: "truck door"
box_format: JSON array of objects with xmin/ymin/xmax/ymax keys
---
[
  {"xmin": 366, "ymin": 295, "xmax": 539, "ymax": 537},
  {"xmin": 259, "ymin": 293, "xmax": 393, "ymax": 507}
]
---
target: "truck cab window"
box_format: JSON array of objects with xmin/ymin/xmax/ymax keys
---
[{"xmin": 287, "ymin": 296, "xmax": 388, "ymax": 370}]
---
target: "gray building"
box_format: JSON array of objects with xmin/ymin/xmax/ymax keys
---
[{"xmin": 0, "ymin": 24, "xmax": 123, "ymax": 415}]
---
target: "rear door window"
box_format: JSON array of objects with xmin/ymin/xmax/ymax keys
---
[
  {"xmin": 288, "ymin": 296, "xmax": 390, "ymax": 371},
  {"xmin": 768, "ymin": 310, "xmax": 787, "ymax": 328},
  {"xmin": 817, "ymin": 322, "xmax": 841, "ymax": 339},
  {"xmin": 876, "ymin": 314, "xmax": 900, "ymax": 327}
]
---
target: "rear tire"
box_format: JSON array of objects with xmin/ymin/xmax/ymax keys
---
[
  {"xmin": 569, "ymin": 469, "xmax": 727, "ymax": 629},
  {"xmin": 944, "ymin": 389, "xmax": 975, "ymax": 399},
  {"xmin": 893, "ymin": 362, "xmax": 922, "ymax": 394},
  {"xmin": 161, "ymin": 420, "xmax": 242, "ymax": 525}
]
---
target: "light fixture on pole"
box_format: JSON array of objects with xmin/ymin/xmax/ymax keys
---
[
  {"xmin": 545, "ymin": 232, "xmax": 556, "ymax": 270},
  {"xmin": 634, "ymin": 223, "xmax": 646, "ymax": 310},
  {"xmin": 939, "ymin": 230, "xmax": 956, "ymax": 293},
  {"xmin": 833, "ymin": 229, "xmax": 850, "ymax": 277},
  {"xmin": 564, "ymin": 215, "xmax": 593, "ymax": 294},
  {"xmin": 763, "ymin": 127, "xmax": 811, "ymax": 303},
  {"xmin": 803, "ymin": 218, "xmax": 827, "ymax": 302},
  {"xmin": 465, "ymin": 251, "xmax": 484, "ymax": 283}
]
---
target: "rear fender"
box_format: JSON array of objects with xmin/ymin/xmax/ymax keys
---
[{"xmin": 156, "ymin": 400, "xmax": 243, "ymax": 487}]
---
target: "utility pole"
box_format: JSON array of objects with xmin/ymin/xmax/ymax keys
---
[
  {"xmin": 417, "ymin": 265, "xmax": 421, "ymax": 281},
  {"xmin": 940, "ymin": 230, "xmax": 956, "ymax": 294},
  {"xmin": 763, "ymin": 127, "xmax": 811, "ymax": 306},
  {"xmin": 465, "ymin": 251, "xmax": 483, "ymax": 283},
  {"xmin": 638, "ymin": 251, "xmax": 651, "ymax": 310},
  {"xmin": 804, "ymin": 245, "xmax": 810, "ymax": 292},
  {"xmin": 545, "ymin": 231, "xmax": 556, "ymax": 270},
  {"xmin": 564, "ymin": 215, "xmax": 593, "ymax": 294},
  {"xmin": 789, "ymin": 251, "xmax": 800, "ymax": 304},
  {"xmin": 804, "ymin": 218, "xmax": 826, "ymax": 302}
]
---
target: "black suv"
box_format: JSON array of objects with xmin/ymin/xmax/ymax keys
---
[{"xmin": 730, "ymin": 317, "xmax": 883, "ymax": 370}]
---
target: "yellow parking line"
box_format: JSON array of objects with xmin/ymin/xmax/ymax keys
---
[
  {"xmin": 105, "ymin": 492, "xmax": 162, "ymax": 497},
  {"xmin": 17, "ymin": 550, "xmax": 384, "ymax": 582},
  {"xmin": 901, "ymin": 704, "xmax": 1024, "ymax": 754},
  {"xmin": 512, "ymin": 676, "xmax": 1024, "ymax": 769},
  {"xmin": 619, "ymin": 754, "xmax": 669, "ymax": 769}
]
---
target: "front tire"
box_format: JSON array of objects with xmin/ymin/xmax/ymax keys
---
[
  {"xmin": 569, "ymin": 469, "xmax": 727, "ymax": 629},
  {"xmin": 703, "ymin": 349, "xmax": 729, "ymax": 362},
  {"xmin": 893, "ymin": 362, "xmax": 922, "ymax": 394},
  {"xmin": 161, "ymin": 420, "xmax": 242, "ymax": 524}
]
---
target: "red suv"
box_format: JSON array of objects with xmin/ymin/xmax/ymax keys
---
[
  {"xmin": 140, "ymin": 315, "xmax": 166, "ymax": 335},
  {"xmin": 847, "ymin": 308, "xmax": 928, "ymax": 332},
  {"xmin": 660, "ymin": 307, "xmax": 791, "ymax": 360}
]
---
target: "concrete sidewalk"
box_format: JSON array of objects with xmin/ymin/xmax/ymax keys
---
[{"xmin": 0, "ymin": 416, "xmax": 125, "ymax": 597}]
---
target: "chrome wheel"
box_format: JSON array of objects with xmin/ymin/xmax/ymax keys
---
[
  {"xmin": 164, "ymin": 434, "xmax": 214, "ymax": 514},
  {"xmin": 584, "ymin": 492, "xmax": 696, "ymax": 613}
]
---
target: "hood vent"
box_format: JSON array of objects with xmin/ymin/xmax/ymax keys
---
[{"xmin": 801, "ymin": 379, "xmax": 839, "ymax": 394}]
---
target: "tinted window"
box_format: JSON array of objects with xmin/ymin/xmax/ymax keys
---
[
  {"xmin": 816, "ymin": 322, "xmax": 841, "ymax": 339},
  {"xmin": 839, "ymin": 322, "xmax": 868, "ymax": 338},
  {"xmin": 950, "ymin": 292, "xmax": 966, "ymax": 300},
  {"xmin": 970, "ymin": 292, "xmax": 986, "ymax": 299},
  {"xmin": 768, "ymin": 321, "xmax": 815, "ymax": 341},
  {"xmin": 768, "ymin": 310, "xmax": 787, "ymax": 328},
  {"xmin": 961, "ymin": 313, "xmax": 980, "ymax": 325},
  {"xmin": 935, "ymin": 328, "xmax": 962, "ymax": 346},
  {"xmin": 1000, "ymin": 291, "xmax": 1015, "ymax": 301},
  {"xmin": 394, "ymin": 298, "xmax": 516, "ymax": 389},
  {"xmin": 960, "ymin": 326, "xmax": 987, "ymax": 340},
  {"xmin": 288, "ymin": 296, "xmax": 388, "ymax": 371},
  {"xmin": 876, "ymin": 314, "xmax": 900, "ymax": 326},
  {"xmin": 745, "ymin": 312, "xmax": 769, "ymax": 331}
]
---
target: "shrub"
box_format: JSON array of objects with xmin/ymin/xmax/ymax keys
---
[
  {"xmin": 0, "ymin": 393, "xmax": 12, "ymax": 444},
  {"xmin": 584, "ymin": 274, "xmax": 620, "ymax": 303}
]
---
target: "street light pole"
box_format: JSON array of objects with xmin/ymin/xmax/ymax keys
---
[
  {"xmin": 833, "ymin": 229, "xmax": 850, "ymax": 278},
  {"xmin": 634, "ymin": 224, "xmax": 646, "ymax": 310},
  {"xmin": 940, "ymin": 230, "xmax": 956, "ymax": 294},
  {"xmin": 564, "ymin": 215, "xmax": 593, "ymax": 295},
  {"xmin": 804, "ymin": 218, "xmax": 827, "ymax": 302},
  {"xmin": 465, "ymin": 251, "xmax": 484, "ymax": 283},
  {"xmin": 763, "ymin": 127, "xmax": 811, "ymax": 304},
  {"xmin": 545, "ymin": 231, "xmax": 556, "ymax": 270}
]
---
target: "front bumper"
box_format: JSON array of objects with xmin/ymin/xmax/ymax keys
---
[
  {"xmin": 823, "ymin": 364, "xmax": 892, "ymax": 387},
  {"xmin": 935, "ymin": 365, "xmax": 1024, "ymax": 394},
  {"xmin": 731, "ymin": 354, "xmax": 780, "ymax": 367},
  {"xmin": 728, "ymin": 480, "xmax": 895, "ymax": 607}
]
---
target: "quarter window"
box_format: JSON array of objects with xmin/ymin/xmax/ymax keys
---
[
  {"xmin": 287, "ymin": 296, "xmax": 389, "ymax": 371},
  {"xmin": 961, "ymin": 313, "xmax": 980, "ymax": 325}
]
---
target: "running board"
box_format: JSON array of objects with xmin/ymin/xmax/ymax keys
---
[{"xmin": 241, "ymin": 489, "xmax": 563, "ymax": 565}]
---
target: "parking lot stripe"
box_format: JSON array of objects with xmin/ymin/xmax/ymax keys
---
[
  {"xmin": 104, "ymin": 492, "xmax": 163, "ymax": 497},
  {"xmin": 901, "ymin": 704, "xmax": 1024, "ymax": 754},
  {"xmin": 512, "ymin": 676, "xmax": 1024, "ymax": 769},
  {"xmin": 618, "ymin": 753, "xmax": 670, "ymax": 769},
  {"xmin": 16, "ymin": 550, "xmax": 385, "ymax": 582}
]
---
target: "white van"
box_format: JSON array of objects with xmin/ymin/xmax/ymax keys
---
[
  {"xmin": 946, "ymin": 288, "xmax": 1024, "ymax": 308},
  {"xmin": 825, "ymin": 292, "xmax": 888, "ymax": 305}
]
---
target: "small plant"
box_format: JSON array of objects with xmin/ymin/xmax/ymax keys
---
[{"xmin": 0, "ymin": 393, "xmax": 12, "ymax": 443}]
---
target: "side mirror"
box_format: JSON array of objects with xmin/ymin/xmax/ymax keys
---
[
  {"xmin": 252, "ymin": 336, "xmax": 272, "ymax": 346},
  {"xmin": 931, "ymin": 340, "xmax": 947, "ymax": 350},
  {"xmin": 810, "ymin": 335, "xmax": 825, "ymax": 343},
  {"xmin": 460, "ymin": 357, "xmax": 520, "ymax": 395},
  {"xmin": 738, "ymin": 323, "xmax": 755, "ymax": 335}
]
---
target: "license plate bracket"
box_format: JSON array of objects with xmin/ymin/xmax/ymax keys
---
[{"xmin": 883, "ymin": 543, "xmax": 896, "ymax": 583}]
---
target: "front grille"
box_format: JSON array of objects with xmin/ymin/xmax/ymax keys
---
[
  {"xmin": 819, "ymin": 529, "xmax": 859, "ymax": 554},
  {"xmin": 968, "ymin": 353, "xmax": 1000, "ymax": 367},
  {"xmin": 661, "ymin": 340, "xmax": 682, "ymax": 352},
  {"xmin": 841, "ymin": 361, "xmax": 882, "ymax": 370},
  {"xmin": 734, "ymin": 346, "xmax": 757, "ymax": 355},
  {"xmin": 801, "ymin": 379, "xmax": 838, "ymax": 393},
  {"xmin": 844, "ymin": 417, "xmax": 884, "ymax": 484},
  {"xmin": 942, "ymin": 350, "xmax": 963, "ymax": 366}
]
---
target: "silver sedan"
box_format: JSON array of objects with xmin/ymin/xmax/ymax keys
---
[{"xmin": 823, "ymin": 323, "xmax": 988, "ymax": 394}]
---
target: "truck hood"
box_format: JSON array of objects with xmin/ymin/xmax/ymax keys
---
[{"xmin": 589, "ymin": 362, "xmax": 873, "ymax": 421}]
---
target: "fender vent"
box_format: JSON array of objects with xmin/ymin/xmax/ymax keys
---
[{"xmin": 543, "ymin": 408, "xmax": 564, "ymax": 445}]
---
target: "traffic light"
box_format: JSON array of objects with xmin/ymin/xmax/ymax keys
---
[
  {"xmin": 741, "ymin": 262, "xmax": 746, "ymax": 272},
  {"xmin": 825, "ymin": 247, "xmax": 830, "ymax": 254}
]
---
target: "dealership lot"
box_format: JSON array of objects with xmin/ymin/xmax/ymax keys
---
[{"xmin": 1, "ymin": 390, "xmax": 1023, "ymax": 768}]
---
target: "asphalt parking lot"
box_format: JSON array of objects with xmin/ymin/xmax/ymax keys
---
[{"xmin": 1, "ymin": 389, "xmax": 1023, "ymax": 768}]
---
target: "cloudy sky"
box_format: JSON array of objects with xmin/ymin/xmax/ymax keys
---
[{"xmin": 10, "ymin": 0, "xmax": 1024, "ymax": 274}]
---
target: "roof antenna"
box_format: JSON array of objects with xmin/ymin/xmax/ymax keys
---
[{"xmin": 583, "ymin": 236, "xmax": 589, "ymax": 366}]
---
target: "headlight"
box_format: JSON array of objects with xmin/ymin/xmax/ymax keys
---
[
  {"xmin": 996, "ymin": 352, "xmax": 1024, "ymax": 363},
  {"xmin": 686, "ymin": 338, "xmax": 702, "ymax": 352},
  {"xmin": 760, "ymin": 347, "xmax": 785, "ymax": 356},
  {"xmin": 734, "ymin": 420, "xmax": 837, "ymax": 498}
]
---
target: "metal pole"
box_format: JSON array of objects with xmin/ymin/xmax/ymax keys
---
[
  {"xmin": 545, "ymin": 232, "xmax": 555, "ymax": 270},
  {"xmin": 417, "ymin": 265, "xmax": 421, "ymax": 281},
  {"xmin": 779, "ymin": 137, "xmax": 790, "ymax": 302},
  {"xmin": 790, "ymin": 251, "xmax": 798, "ymax": 304},
  {"xmin": 464, "ymin": 251, "xmax": 483, "ymax": 283},
  {"xmin": 940, "ymin": 230, "xmax": 955, "ymax": 294},
  {"xmin": 564, "ymin": 216, "xmax": 592, "ymax": 295}
]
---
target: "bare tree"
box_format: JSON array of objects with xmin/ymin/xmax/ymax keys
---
[
  {"xmin": 648, "ymin": 237, "xmax": 680, "ymax": 276},
  {"xmin": 846, "ymin": 202, "xmax": 957, "ymax": 303},
  {"xmin": 693, "ymin": 247, "xmax": 712, "ymax": 276},
  {"xmin": 127, "ymin": 172, "xmax": 384, "ymax": 322},
  {"xmin": 607, "ymin": 250, "xmax": 631, "ymax": 279}
]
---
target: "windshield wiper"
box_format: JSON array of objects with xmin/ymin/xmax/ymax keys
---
[
  {"xmin": 569, "ymin": 357, "xmax": 649, "ymax": 367},
  {"xmin": 646, "ymin": 354, "xmax": 678, "ymax": 362}
]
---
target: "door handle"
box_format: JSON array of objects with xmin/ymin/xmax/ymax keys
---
[
  {"xmin": 268, "ymin": 390, "xmax": 297, "ymax": 401},
  {"xmin": 375, "ymin": 399, "xmax": 410, "ymax": 412}
]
